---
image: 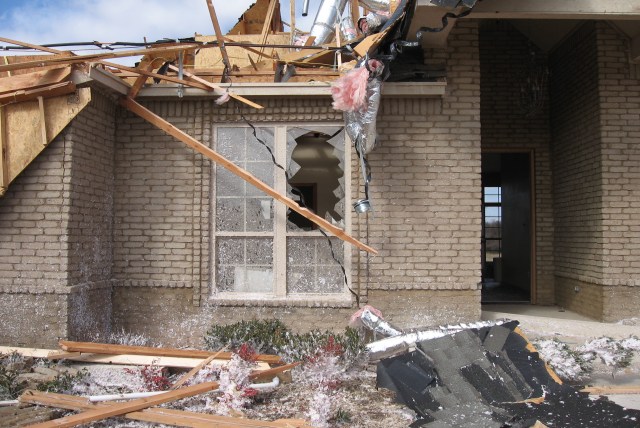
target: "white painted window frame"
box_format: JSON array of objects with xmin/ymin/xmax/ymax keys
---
[{"xmin": 211, "ymin": 122, "xmax": 352, "ymax": 304}]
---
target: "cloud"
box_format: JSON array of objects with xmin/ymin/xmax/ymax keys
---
[{"xmin": 2, "ymin": 0, "xmax": 254, "ymax": 46}]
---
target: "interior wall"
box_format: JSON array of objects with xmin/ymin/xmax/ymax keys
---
[{"xmin": 479, "ymin": 20, "xmax": 555, "ymax": 304}]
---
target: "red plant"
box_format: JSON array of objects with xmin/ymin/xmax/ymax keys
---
[
  {"xmin": 125, "ymin": 365, "xmax": 171, "ymax": 391},
  {"xmin": 236, "ymin": 343, "xmax": 258, "ymax": 362}
]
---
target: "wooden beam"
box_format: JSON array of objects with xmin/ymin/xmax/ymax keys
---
[
  {"xmin": 120, "ymin": 96, "xmax": 378, "ymax": 255},
  {"xmin": 21, "ymin": 390, "xmax": 312, "ymax": 428},
  {"xmin": 259, "ymin": 0, "xmax": 279, "ymax": 58},
  {"xmin": 415, "ymin": 0, "xmax": 640, "ymax": 20},
  {"xmin": 0, "ymin": 81, "xmax": 76, "ymax": 105},
  {"xmin": 205, "ymin": 0, "xmax": 232, "ymax": 73},
  {"xmin": 290, "ymin": 0, "xmax": 296, "ymax": 45},
  {"xmin": 249, "ymin": 362, "xmax": 300, "ymax": 382},
  {"xmin": 24, "ymin": 381, "xmax": 220, "ymax": 428},
  {"xmin": 99, "ymin": 61, "xmax": 212, "ymax": 91},
  {"xmin": 0, "ymin": 67, "xmax": 71, "ymax": 95},
  {"xmin": 37, "ymin": 96, "xmax": 47, "ymax": 146},
  {"xmin": 167, "ymin": 64, "xmax": 263, "ymax": 109},
  {"xmin": 170, "ymin": 348, "xmax": 226, "ymax": 389},
  {"xmin": 0, "ymin": 36, "xmax": 66, "ymax": 55},
  {"xmin": 0, "ymin": 44, "xmax": 201, "ymax": 74},
  {"xmin": 58, "ymin": 340, "xmax": 282, "ymax": 364}
]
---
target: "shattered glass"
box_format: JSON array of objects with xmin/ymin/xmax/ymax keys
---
[
  {"xmin": 286, "ymin": 237, "xmax": 344, "ymax": 293},
  {"xmin": 216, "ymin": 237, "xmax": 273, "ymax": 293}
]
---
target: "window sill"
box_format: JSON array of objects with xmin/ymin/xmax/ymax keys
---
[{"xmin": 210, "ymin": 293, "xmax": 355, "ymax": 308}]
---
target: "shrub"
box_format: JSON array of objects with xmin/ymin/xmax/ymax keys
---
[{"xmin": 204, "ymin": 319, "xmax": 365, "ymax": 365}]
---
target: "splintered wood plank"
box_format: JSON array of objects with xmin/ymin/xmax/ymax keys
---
[
  {"xmin": 205, "ymin": 0, "xmax": 231, "ymax": 72},
  {"xmin": 0, "ymin": 81, "xmax": 76, "ymax": 105},
  {"xmin": 167, "ymin": 64, "xmax": 263, "ymax": 109},
  {"xmin": 120, "ymin": 96, "xmax": 378, "ymax": 255},
  {"xmin": 0, "ymin": 44, "xmax": 201, "ymax": 74},
  {"xmin": 0, "ymin": 36, "xmax": 65, "ymax": 55},
  {"xmin": 21, "ymin": 390, "xmax": 312, "ymax": 427},
  {"xmin": 0, "ymin": 67, "xmax": 71, "ymax": 95},
  {"xmin": 259, "ymin": 0, "xmax": 279, "ymax": 57},
  {"xmin": 99, "ymin": 61, "xmax": 212, "ymax": 91},
  {"xmin": 58, "ymin": 340, "xmax": 282, "ymax": 365},
  {"xmin": 24, "ymin": 381, "xmax": 220, "ymax": 428}
]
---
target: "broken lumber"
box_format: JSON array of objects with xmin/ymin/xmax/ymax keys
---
[
  {"xmin": 167, "ymin": 64, "xmax": 263, "ymax": 109},
  {"xmin": 58, "ymin": 340, "xmax": 282, "ymax": 365},
  {"xmin": 170, "ymin": 347, "xmax": 227, "ymax": 389},
  {"xmin": 0, "ymin": 44, "xmax": 202, "ymax": 74},
  {"xmin": 0, "ymin": 37, "xmax": 66, "ymax": 56},
  {"xmin": 205, "ymin": 0, "xmax": 232, "ymax": 74},
  {"xmin": 21, "ymin": 390, "xmax": 312, "ymax": 427},
  {"xmin": 98, "ymin": 61, "xmax": 212, "ymax": 91},
  {"xmin": 581, "ymin": 385, "xmax": 640, "ymax": 395},
  {"xmin": 0, "ymin": 67, "xmax": 71, "ymax": 95},
  {"xmin": 23, "ymin": 381, "xmax": 220, "ymax": 428},
  {"xmin": 0, "ymin": 81, "xmax": 76, "ymax": 105},
  {"xmin": 249, "ymin": 362, "xmax": 300, "ymax": 382},
  {"xmin": 120, "ymin": 96, "xmax": 377, "ymax": 255}
]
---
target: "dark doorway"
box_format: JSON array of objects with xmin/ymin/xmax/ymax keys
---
[{"xmin": 481, "ymin": 152, "xmax": 532, "ymax": 303}]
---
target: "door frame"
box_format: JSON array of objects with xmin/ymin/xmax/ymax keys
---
[{"xmin": 481, "ymin": 148, "xmax": 537, "ymax": 304}]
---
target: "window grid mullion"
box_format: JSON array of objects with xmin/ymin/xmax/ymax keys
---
[{"xmin": 274, "ymin": 126, "xmax": 287, "ymax": 297}]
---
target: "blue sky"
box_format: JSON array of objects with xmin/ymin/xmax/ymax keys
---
[{"xmin": 0, "ymin": 0, "xmax": 316, "ymax": 56}]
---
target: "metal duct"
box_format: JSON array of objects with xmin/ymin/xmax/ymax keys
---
[
  {"xmin": 340, "ymin": 0, "xmax": 358, "ymax": 42},
  {"xmin": 309, "ymin": 0, "xmax": 349, "ymax": 45},
  {"xmin": 358, "ymin": 0, "xmax": 393, "ymax": 13},
  {"xmin": 302, "ymin": 0, "xmax": 310, "ymax": 16}
]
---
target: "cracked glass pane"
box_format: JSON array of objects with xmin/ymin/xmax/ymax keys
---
[
  {"xmin": 216, "ymin": 168, "xmax": 244, "ymax": 197},
  {"xmin": 217, "ymin": 237, "xmax": 274, "ymax": 293},
  {"xmin": 216, "ymin": 127, "xmax": 246, "ymax": 161},
  {"xmin": 246, "ymin": 198, "xmax": 273, "ymax": 232},
  {"xmin": 287, "ymin": 237, "xmax": 344, "ymax": 293},
  {"xmin": 246, "ymin": 162, "xmax": 274, "ymax": 196},
  {"xmin": 247, "ymin": 128, "xmax": 275, "ymax": 162},
  {"xmin": 216, "ymin": 198, "xmax": 244, "ymax": 232}
]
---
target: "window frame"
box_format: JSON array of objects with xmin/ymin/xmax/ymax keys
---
[{"xmin": 211, "ymin": 122, "xmax": 352, "ymax": 305}]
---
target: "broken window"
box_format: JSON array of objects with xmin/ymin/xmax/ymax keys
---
[{"xmin": 213, "ymin": 124, "xmax": 350, "ymax": 300}]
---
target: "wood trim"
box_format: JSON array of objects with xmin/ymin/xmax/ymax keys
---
[
  {"xmin": 58, "ymin": 340, "xmax": 282, "ymax": 364},
  {"xmin": 121, "ymin": 97, "xmax": 377, "ymax": 255}
]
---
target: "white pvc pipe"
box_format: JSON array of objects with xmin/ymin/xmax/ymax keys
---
[
  {"xmin": 87, "ymin": 377, "xmax": 280, "ymax": 402},
  {"xmin": 0, "ymin": 400, "xmax": 19, "ymax": 407}
]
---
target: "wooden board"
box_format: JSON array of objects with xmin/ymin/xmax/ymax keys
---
[
  {"xmin": 0, "ymin": 52, "xmax": 76, "ymax": 77},
  {"xmin": 25, "ymin": 381, "xmax": 220, "ymax": 428},
  {"xmin": 3, "ymin": 87, "xmax": 91, "ymax": 192},
  {"xmin": 121, "ymin": 96, "xmax": 378, "ymax": 255},
  {"xmin": 0, "ymin": 66, "xmax": 70, "ymax": 95},
  {"xmin": 59, "ymin": 340, "xmax": 283, "ymax": 365},
  {"xmin": 195, "ymin": 34, "xmax": 292, "ymax": 70},
  {"xmin": 21, "ymin": 390, "xmax": 312, "ymax": 427}
]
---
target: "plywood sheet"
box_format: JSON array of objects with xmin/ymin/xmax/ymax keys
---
[
  {"xmin": 195, "ymin": 34, "xmax": 291, "ymax": 70},
  {"xmin": 4, "ymin": 87, "xmax": 90, "ymax": 185}
]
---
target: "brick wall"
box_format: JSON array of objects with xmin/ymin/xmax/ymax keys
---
[
  {"xmin": 355, "ymin": 21, "xmax": 482, "ymax": 298},
  {"xmin": 0, "ymin": 89, "xmax": 116, "ymax": 346},
  {"xmin": 478, "ymin": 21, "xmax": 555, "ymax": 304},
  {"xmin": 66, "ymin": 90, "xmax": 116, "ymax": 340},
  {"xmin": 596, "ymin": 22, "xmax": 640, "ymax": 320},
  {"xmin": 551, "ymin": 22, "xmax": 640, "ymax": 321},
  {"xmin": 111, "ymin": 24, "xmax": 483, "ymax": 344}
]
